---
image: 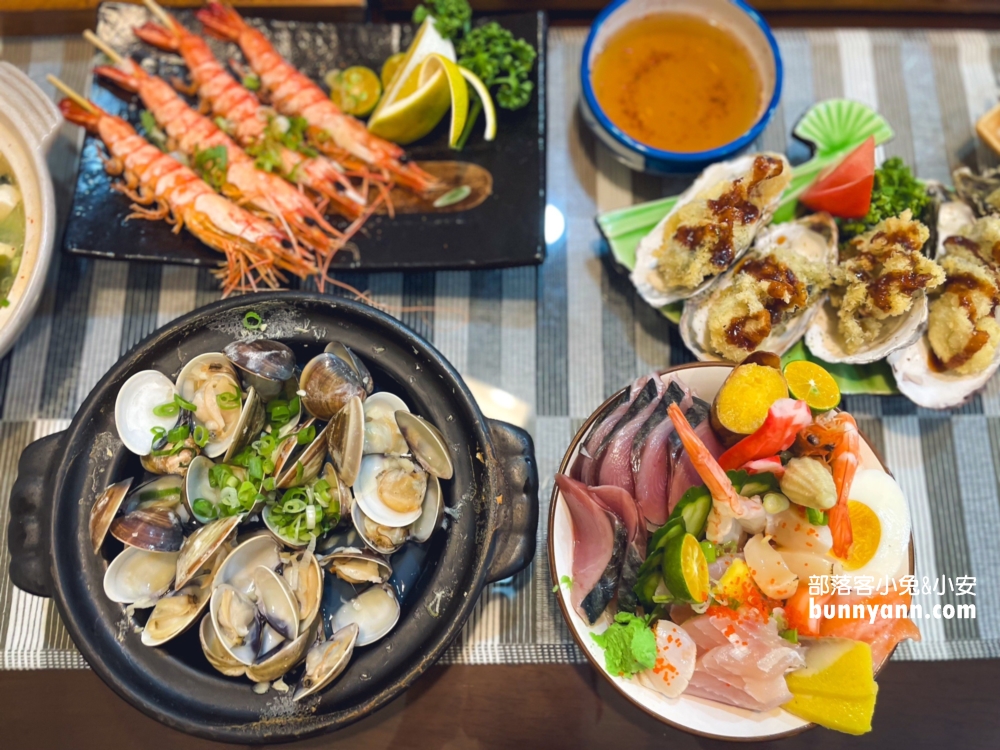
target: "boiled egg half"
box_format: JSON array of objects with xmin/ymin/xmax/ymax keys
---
[{"xmin": 834, "ymin": 469, "xmax": 910, "ymax": 584}]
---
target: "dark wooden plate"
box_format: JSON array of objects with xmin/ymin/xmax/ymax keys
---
[{"xmin": 63, "ymin": 3, "xmax": 547, "ymax": 272}]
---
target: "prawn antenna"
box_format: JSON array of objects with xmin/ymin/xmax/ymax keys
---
[
  {"xmin": 83, "ymin": 29, "xmax": 125, "ymax": 66},
  {"xmin": 46, "ymin": 74, "xmax": 97, "ymax": 114}
]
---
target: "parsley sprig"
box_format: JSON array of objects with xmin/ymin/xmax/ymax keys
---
[{"xmin": 839, "ymin": 157, "xmax": 929, "ymax": 240}]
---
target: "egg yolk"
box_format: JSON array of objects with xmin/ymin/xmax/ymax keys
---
[{"xmin": 843, "ymin": 500, "xmax": 881, "ymax": 571}]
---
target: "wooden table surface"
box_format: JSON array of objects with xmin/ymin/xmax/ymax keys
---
[{"xmin": 2, "ymin": 1, "xmax": 1000, "ymax": 747}]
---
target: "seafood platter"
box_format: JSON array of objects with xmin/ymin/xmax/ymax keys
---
[
  {"xmin": 59, "ymin": 1, "xmax": 546, "ymax": 291},
  {"xmin": 550, "ymin": 356, "xmax": 916, "ymax": 739},
  {"xmin": 598, "ymin": 97, "xmax": 1000, "ymax": 408},
  {"xmin": 6, "ymin": 294, "xmax": 538, "ymax": 742}
]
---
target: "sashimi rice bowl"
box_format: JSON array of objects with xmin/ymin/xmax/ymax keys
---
[{"xmin": 549, "ymin": 356, "xmax": 917, "ymax": 739}]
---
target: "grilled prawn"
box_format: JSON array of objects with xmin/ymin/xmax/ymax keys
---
[
  {"xmin": 56, "ymin": 93, "xmax": 313, "ymax": 295},
  {"xmin": 196, "ymin": 0, "xmax": 437, "ymax": 194},
  {"xmin": 132, "ymin": 7, "xmax": 368, "ymax": 220}
]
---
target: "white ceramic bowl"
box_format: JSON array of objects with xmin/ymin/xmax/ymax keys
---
[
  {"xmin": 548, "ymin": 363, "xmax": 906, "ymax": 741},
  {"xmin": 0, "ymin": 63, "xmax": 61, "ymax": 358}
]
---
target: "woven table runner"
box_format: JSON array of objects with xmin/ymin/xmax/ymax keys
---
[{"xmin": 1, "ymin": 26, "xmax": 999, "ymax": 670}]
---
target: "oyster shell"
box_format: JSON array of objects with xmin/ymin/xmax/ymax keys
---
[
  {"xmin": 631, "ymin": 153, "xmax": 792, "ymax": 307},
  {"xmin": 889, "ymin": 201, "xmax": 1000, "ymax": 408},
  {"xmin": 680, "ymin": 214, "xmax": 838, "ymax": 362}
]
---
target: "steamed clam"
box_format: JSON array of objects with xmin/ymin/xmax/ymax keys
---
[
  {"xmin": 681, "ymin": 214, "xmax": 837, "ymax": 362},
  {"xmin": 889, "ymin": 200, "xmax": 1000, "ymax": 408},
  {"xmin": 632, "ymin": 153, "xmax": 792, "ymax": 307},
  {"xmin": 98, "ymin": 337, "xmax": 452, "ymax": 697},
  {"xmin": 806, "ymin": 210, "xmax": 946, "ymax": 364}
]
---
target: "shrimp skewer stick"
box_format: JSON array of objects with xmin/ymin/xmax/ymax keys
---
[
  {"xmin": 196, "ymin": 0, "xmax": 438, "ymax": 194},
  {"xmin": 48, "ymin": 75, "xmax": 313, "ymax": 295},
  {"xmin": 134, "ymin": 0, "xmax": 370, "ymax": 221},
  {"xmin": 84, "ymin": 30, "xmax": 347, "ymax": 271}
]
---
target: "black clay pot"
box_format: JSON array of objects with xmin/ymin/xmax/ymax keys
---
[{"xmin": 6, "ymin": 293, "xmax": 538, "ymax": 743}]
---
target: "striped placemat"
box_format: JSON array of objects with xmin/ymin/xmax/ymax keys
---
[{"xmin": 2, "ymin": 26, "xmax": 999, "ymax": 670}]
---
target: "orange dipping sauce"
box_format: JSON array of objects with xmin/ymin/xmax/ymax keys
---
[{"xmin": 591, "ymin": 14, "xmax": 763, "ymax": 153}]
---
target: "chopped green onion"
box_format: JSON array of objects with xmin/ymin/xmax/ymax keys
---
[
  {"xmin": 220, "ymin": 486, "xmax": 240, "ymax": 507},
  {"xmin": 296, "ymin": 425, "xmax": 316, "ymax": 445},
  {"xmin": 806, "ymin": 507, "xmax": 829, "ymax": 526},
  {"xmin": 248, "ymin": 455, "xmax": 264, "ymax": 482},
  {"xmin": 242, "ymin": 73, "xmax": 261, "ymax": 91},
  {"xmin": 167, "ymin": 424, "xmax": 190, "ymax": 445},
  {"xmin": 209, "ymin": 464, "xmax": 233, "ymax": 489},
  {"xmin": 217, "ymin": 390, "xmax": 241, "ymax": 410},
  {"xmin": 138, "ymin": 487, "xmax": 181, "ymax": 501},
  {"xmin": 295, "ymin": 462, "xmax": 304, "ymax": 484},
  {"xmin": 263, "ymin": 477, "xmax": 276, "ymax": 492},
  {"xmin": 243, "ymin": 311, "xmax": 262, "ymax": 330},
  {"xmin": 174, "ymin": 393, "xmax": 197, "ymax": 412},
  {"xmin": 192, "ymin": 498, "xmax": 217, "ymax": 520},
  {"xmin": 150, "ymin": 426, "xmax": 167, "ymax": 442},
  {"xmin": 193, "ymin": 425, "xmax": 210, "ymax": 448},
  {"xmin": 153, "ymin": 401, "xmax": 180, "ymax": 418},
  {"xmin": 780, "ymin": 628, "xmax": 799, "ymax": 644},
  {"xmin": 282, "ymin": 498, "xmax": 307, "ymax": 514}
]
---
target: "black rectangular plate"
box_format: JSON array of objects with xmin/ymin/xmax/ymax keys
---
[{"xmin": 63, "ymin": 3, "xmax": 547, "ymax": 272}]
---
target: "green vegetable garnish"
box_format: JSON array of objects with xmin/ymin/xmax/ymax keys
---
[
  {"xmin": 174, "ymin": 393, "xmax": 197, "ymax": 412},
  {"xmin": 139, "ymin": 109, "xmax": 167, "ymax": 152},
  {"xmin": 152, "ymin": 401, "xmax": 179, "ymax": 418},
  {"xmin": 166, "ymin": 424, "xmax": 190, "ymax": 445},
  {"xmin": 780, "ymin": 628, "xmax": 799, "ymax": 644},
  {"xmin": 551, "ymin": 575, "xmax": 573, "ymax": 593},
  {"xmin": 412, "ymin": 0, "xmax": 472, "ymax": 40},
  {"xmin": 839, "ymin": 157, "xmax": 930, "ymax": 240},
  {"xmin": 216, "ymin": 389, "xmax": 241, "ymax": 410},
  {"xmin": 242, "ymin": 73, "xmax": 261, "ymax": 91},
  {"xmin": 243, "ymin": 311, "xmax": 262, "ymax": 330},
  {"xmin": 590, "ymin": 612, "xmax": 656, "ymax": 678},
  {"xmin": 807, "ymin": 507, "xmax": 829, "ymax": 526},
  {"xmin": 193, "ymin": 425, "xmax": 210, "ymax": 448},
  {"xmin": 296, "ymin": 425, "xmax": 317, "ymax": 445},
  {"xmin": 150, "ymin": 425, "xmax": 167, "ymax": 442},
  {"xmin": 192, "ymin": 145, "xmax": 229, "ymax": 193}
]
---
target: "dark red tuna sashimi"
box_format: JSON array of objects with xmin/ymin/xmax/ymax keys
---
[
  {"xmin": 595, "ymin": 377, "xmax": 666, "ymax": 494},
  {"xmin": 555, "ymin": 474, "xmax": 624, "ymax": 623}
]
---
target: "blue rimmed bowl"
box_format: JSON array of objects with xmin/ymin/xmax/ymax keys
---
[{"xmin": 580, "ymin": 0, "xmax": 783, "ymax": 174}]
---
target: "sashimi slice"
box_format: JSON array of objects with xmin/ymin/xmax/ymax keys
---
[
  {"xmin": 554, "ymin": 474, "xmax": 626, "ymax": 623},
  {"xmin": 633, "ymin": 380, "xmax": 690, "ymax": 525},
  {"xmin": 685, "ymin": 668, "xmax": 777, "ymax": 711},
  {"xmin": 595, "ymin": 378, "xmax": 666, "ymax": 493},
  {"xmin": 591, "ymin": 485, "xmax": 644, "ymax": 549},
  {"xmin": 820, "ymin": 589, "xmax": 921, "ymax": 666},
  {"xmin": 616, "ymin": 539, "xmax": 644, "ymax": 614},
  {"xmin": 574, "ymin": 376, "xmax": 649, "ymax": 484},
  {"xmin": 636, "ymin": 620, "xmax": 697, "ymax": 698}
]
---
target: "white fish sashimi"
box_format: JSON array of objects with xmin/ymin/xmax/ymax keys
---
[{"xmin": 636, "ymin": 620, "xmax": 697, "ymax": 698}]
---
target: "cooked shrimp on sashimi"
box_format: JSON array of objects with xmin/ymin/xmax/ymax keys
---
[
  {"xmin": 51, "ymin": 78, "xmax": 313, "ymax": 295},
  {"xmin": 197, "ymin": 0, "xmax": 438, "ymax": 194},
  {"xmin": 132, "ymin": 3, "xmax": 369, "ymax": 221}
]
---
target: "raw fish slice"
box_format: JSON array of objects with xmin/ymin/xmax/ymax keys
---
[
  {"xmin": 574, "ymin": 376, "xmax": 649, "ymax": 484},
  {"xmin": 631, "ymin": 379, "xmax": 688, "ymax": 475},
  {"xmin": 820, "ymin": 589, "xmax": 921, "ymax": 666},
  {"xmin": 591, "ymin": 485, "xmax": 644, "ymax": 549},
  {"xmin": 667, "ymin": 398, "xmax": 723, "ymax": 512},
  {"xmin": 683, "ymin": 614, "xmax": 730, "ymax": 651},
  {"xmin": 632, "ymin": 379, "xmax": 690, "ymax": 525},
  {"xmin": 615, "ymin": 540, "xmax": 643, "ymax": 615},
  {"xmin": 685, "ymin": 668, "xmax": 775, "ymax": 711},
  {"xmin": 554, "ymin": 474, "xmax": 626, "ymax": 623},
  {"xmin": 636, "ymin": 620, "xmax": 697, "ymax": 698},
  {"xmin": 595, "ymin": 378, "xmax": 666, "ymax": 493}
]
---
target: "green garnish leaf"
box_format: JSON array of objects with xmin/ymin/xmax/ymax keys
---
[
  {"xmin": 174, "ymin": 393, "xmax": 197, "ymax": 412},
  {"xmin": 139, "ymin": 109, "xmax": 167, "ymax": 152},
  {"xmin": 296, "ymin": 425, "xmax": 316, "ymax": 445},
  {"xmin": 552, "ymin": 574, "xmax": 573, "ymax": 593},
  {"xmin": 590, "ymin": 611, "xmax": 657, "ymax": 678},
  {"xmin": 192, "ymin": 144, "xmax": 229, "ymax": 193},
  {"xmin": 412, "ymin": 0, "xmax": 471, "ymax": 40},
  {"xmin": 243, "ymin": 310, "xmax": 262, "ymax": 330},
  {"xmin": 242, "ymin": 73, "xmax": 261, "ymax": 91},
  {"xmin": 457, "ymin": 21, "xmax": 536, "ymax": 111},
  {"xmin": 839, "ymin": 157, "xmax": 929, "ymax": 240}
]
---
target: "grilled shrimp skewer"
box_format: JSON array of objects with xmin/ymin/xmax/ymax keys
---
[
  {"xmin": 85, "ymin": 31, "xmax": 347, "ymax": 268},
  {"xmin": 196, "ymin": 0, "xmax": 437, "ymax": 194},
  {"xmin": 48, "ymin": 76, "xmax": 314, "ymax": 295},
  {"xmin": 133, "ymin": 0, "xmax": 368, "ymax": 220}
]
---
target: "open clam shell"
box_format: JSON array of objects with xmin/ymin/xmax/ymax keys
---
[
  {"xmin": 200, "ymin": 614, "xmax": 246, "ymax": 677},
  {"xmin": 252, "ymin": 565, "xmax": 299, "ymax": 640},
  {"xmin": 353, "ymin": 455, "xmax": 427, "ymax": 527},
  {"xmin": 299, "ymin": 352, "xmax": 366, "ymax": 420},
  {"xmin": 888, "ymin": 200, "xmax": 1000, "ymax": 408},
  {"xmin": 362, "ymin": 392, "xmax": 409, "ymax": 456},
  {"xmin": 115, "ymin": 370, "xmax": 178, "ymax": 456},
  {"xmin": 214, "ymin": 534, "xmax": 282, "ymax": 595},
  {"xmin": 396, "ymin": 411, "xmax": 454, "ymax": 480},
  {"xmin": 103, "ymin": 547, "xmax": 179, "ymax": 606},
  {"xmin": 352, "ymin": 502, "xmax": 408, "ymax": 555},
  {"xmin": 184, "ymin": 455, "xmax": 251, "ymax": 525},
  {"xmin": 631, "ymin": 153, "xmax": 791, "ymax": 307},
  {"xmin": 89, "ymin": 478, "xmax": 133, "ymax": 554},
  {"xmin": 408, "ymin": 474, "xmax": 443, "ymax": 544},
  {"xmin": 275, "ymin": 421, "xmax": 330, "ymax": 489},
  {"xmin": 110, "ymin": 507, "xmax": 184, "ymax": 553},
  {"xmin": 680, "ymin": 215, "xmax": 839, "ymax": 362},
  {"xmin": 325, "ymin": 341, "xmax": 373, "ymax": 394},
  {"xmin": 293, "ymin": 623, "xmax": 359, "ymax": 701},
  {"xmin": 175, "ymin": 515, "xmax": 240, "ymax": 590},
  {"xmin": 142, "ymin": 568, "xmax": 214, "ymax": 647},
  {"xmin": 246, "ymin": 613, "xmax": 320, "ymax": 684},
  {"xmin": 210, "ymin": 583, "xmax": 262, "ymax": 666},
  {"xmin": 222, "ymin": 386, "xmax": 265, "ymax": 463},
  {"xmin": 280, "ymin": 549, "xmax": 324, "ymax": 631},
  {"xmin": 328, "ymin": 395, "xmax": 364, "ymax": 486},
  {"xmin": 175, "ymin": 352, "xmax": 243, "ymax": 458},
  {"xmin": 122, "ymin": 475, "xmax": 186, "ymax": 520},
  {"xmin": 331, "ymin": 583, "xmax": 400, "ymax": 647},
  {"xmin": 320, "ymin": 546, "xmax": 392, "ymax": 585}
]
